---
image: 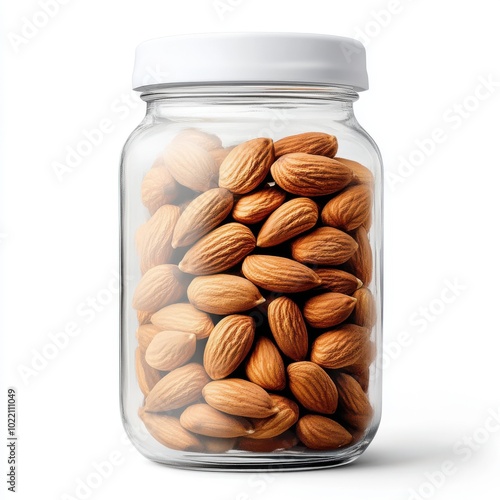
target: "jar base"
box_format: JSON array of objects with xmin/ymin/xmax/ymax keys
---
[{"xmin": 140, "ymin": 441, "xmax": 370, "ymax": 472}]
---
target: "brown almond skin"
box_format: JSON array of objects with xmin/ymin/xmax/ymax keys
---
[
  {"xmin": 141, "ymin": 165, "xmax": 178, "ymax": 215},
  {"xmin": 232, "ymin": 185, "xmax": 286, "ymax": 224},
  {"xmin": 219, "ymin": 138, "xmax": 275, "ymax": 194},
  {"xmin": 164, "ymin": 141, "xmax": 219, "ymax": 192},
  {"xmin": 268, "ymin": 296, "xmax": 309, "ymax": 361},
  {"xmin": 348, "ymin": 366, "xmax": 370, "ymax": 393},
  {"xmin": 137, "ymin": 310, "xmax": 153, "ymax": 326},
  {"xmin": 172, "ymin": 128, "xmax": 222, "ymax": 151},
  {"xmin": 144, "ymin": 363, "xmax": 210, "ymax": 412},
  {"xmin": 242, "ymin": 255, "xmax": 322, "ymax": 293},
  {"xmin": 321, "ymin": 185, "xmax": 372, "ymax": 232},
  {"xmin": 287, "ymin": 362, "xmax": 338, "ymax": 414},
  {"xmin": 351, "ymin": 287, "xmax": 377, "ymax": 328},
  {"xmin": 203, "ymin": 315, "xmax": 255, "ymax": 380},
  {"xmin": 274, "ymin": 132, "xmax": 338, "ymax": 158},
  {"xmin": 145, "ymin": 331, "xmax": 196, "ymax": 371},
  {"xmin": 136, "ymin": 324, "xmax": 162, "ymax": 352},
  {"xmin": 187, "ymin": 274, "xmax": 265, "ymax": 315},
  {"xmin": 257, "ymin": 197, "xmax": 319, "ymax": 247},
  {"xmin": 136, "ymin": 348, "xmax": 162, "ymax": 397},
  {"xmin": 271, "ymin": 153, "xmax": 353, "ymax": 197},
  {"xmin": 132, "ymin": 264, "xmax": 187, "ymax": 313},
  {"xmin": 245, "ymin": 337, "xmax": 286, "ymax": 391},
  {"xmin": 202, "ymin": 436, "xmax": 237, "ymax": 453},
  {"xmin": 209, "ymin": 146, "xmax": 234, "ymax": 167},
  {"xmin": 179, "ymin": 223, "xmax": 256, "ymax": 275},
  {"xmin": 345, "ymin": 226, "xmax": 373, "ymax": 286},
  {"xmin": 136, "ymin": 204, "xmax": 180, "ymax": 273},
  {"xmin": 336, "ymin": 157, "xmax": 374, "ymax": 187},
  {"xmin": 172, "ymin": 188, "xmax": 234, "ymax": 248},
  {"xmin": 139, "ymin": 410, "xmax": 204, "ymax": 452},
  {"xmin": 202, "ymin": 379, "xmax": 278, "ymax": 418},
  {"xmin": 180, "ymin": 404, "xmax": 254, "ymax": 438},
  {"xmin": 316, "ymin": 268, "xmax": 363, "ymax": 295},
  {"xmin": 296, "ymin": 415, "xmax": 352, "ymax": 450},
  {"xmin": 249, "ymin": 395, "xmax": 299, "ymax": 439},
  {"xmin": 151, "ymin": 303, "xmax": 214, "ymax": 340},
  {"xmin": 303, "ymin": 292, "xmax": 358, "ymax": 329},
  {"xmin": 335, "ymin": 373, "xmax": 373, "ymax": 431},
  {"xmin": 343, "ymin": 341, "xmax": 376, "ymax": 392},
  {"xmin": 237, "ymin": 431, "xmax": 298, "ymax": 452},
  {"xmin": 311, "ymin": 325, "xmax": 370, "ymax": 369},
  {"xmin": 291, "ymin": 227, "xmax": 358, "ymax": 266}
]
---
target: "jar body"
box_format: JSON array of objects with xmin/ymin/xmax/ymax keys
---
[{"xmin": 120, "ymin": 86, "xmax": 383, "ymax": 470}]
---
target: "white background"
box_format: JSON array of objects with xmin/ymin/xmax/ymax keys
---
[{"xmin": 1, "ymin": 1, "xmax": 499, "ymax": 499}]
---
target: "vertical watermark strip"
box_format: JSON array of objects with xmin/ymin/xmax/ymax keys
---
[{"xmin": 6, "ymin": 388, "xmax": 17, "ymax": 493}]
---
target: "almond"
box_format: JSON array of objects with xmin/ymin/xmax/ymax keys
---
[
  {"xmin": 287, "ymin": 362, "xmax": 338, "ymax": 414},
  {"xmin": 336, "ymin": 157, "xmax": 374, "ymax": 187},
  {"xmin": 137, "ymin": 310, "xmax": 153, "ymax": 326},
  {"xmin": 267, "ymin": 296, "xmax": 308, "ymax": 361},
  {"xmin": 344, "ymin": 340, "xmax": 376, "ymax": 389},
  {"xmin": 296, "ymin": 415, "xmax": 352, "ymax": 450},
  {"xmin": 249, "ymin": 395, "xmax": 299, "ymax": 439},
  {"xmin": 351, "ymin": 287, "xmax": 376, "ymax": 328},
  {"xmin": 136, "ymin": 204, "xmax": 180, "ymax": 273},
  {"xmin": 271, "ymin": 153, "xmax": 353, "ymax": 196},
  {"xmin": 316, "ymin": 268, "xmax": 363, "ymax": 295},
  {"xmin": 237, "ymin": 431, "xmax": 298, "ymax": 452},
  {"xmin": 345, "ymin": 226, "xmax": 373, "ymax": 286},
  {"xmin": 179, "ymin": 223, "xmax": 256, "ymax": 275},
  {"xmin": 209, "ymin": 146, "xmax": 234, "ymax": 167},
  {"xmin": 151, "ymin": 303, "xmax": 214, "ymax": 340},
  {"xmin": 321, "ymin": 185, "xmax": 372, "ymax": 231},
  {"xmin": 303, "ymin": 292, "xmax": 357, "ymax": 329},
  {"xmin": 219, "ymin": 138, "xmax": 275, "ymax": 194},
  {"xmin": 310, "ymin": 325, "xmax": 369, "ymax": 369},
  {"xmin": 180, "ymin": 404, "xmax": 254, "ymax": 438},
  {"xmin": 202, "ymin": 379, "xmax": 278, "ymax": 418},
  {"xmin": 256, "ymin": 198, "xmax": 318, "ymax": 247},
  {"xmin": 145, "ymin": 331, "xmax": 197, "ymax": 371},
  {"xmin": 172, "ymin": 188, "xmax": 234, "ymax": 248},
  {"xmin": 202, "ymin": 436, "xmax": 237, "ymax": 453},
  {"xmin": 335, "ymin": 373, "xmax": 373, "ymax": 430},
  {"xmin": 132, "ymin": 264, "xmax": 187, "ymax": 313},
  {"xmin": 187, "ymin": 274, "xmax": 265, "ymax": 315},
  {"xmin": 144, "ymin": 363, "xmax": 210, "ymax": 412},
  {"xmin": 164, "ymin": 141, "xmax": 218, "ymax": 192},
  {"xmin": 232, "ymin": 184, "xmax": 286, "ymax": 224},
  {"xmin": 347, "ymin": 366, "xmax": 370, "ymax": 393},
  {"xmin": 203, "ymin": 315, "xmax": 255, "ymax": 379},
  {"xmin": 274, "ymin": 132, "xmax": 338, "ymax": 158},
  {"xmin": 139, "ymin": 410, "xmax": 204, "ymax": 451},
  {"xmin": 141, "ymin": 165, "xmax": 179, "ymax": 215},
  {"xmin": 136, "ymin": 348, "xmax": 162, "ymax": 397},
  {"xmin": 344, "ymin": 355, "xmax": 372, "ymax": 392},
  {"xmin": 245, "ymin": 337, "xmax": 286, "ymax": 391},
  {"xmin": 136, "ymin": 324, "xmax": 162, "ymax": 352},
  {"xmin": 291, "ymin": 227, "xmax": 358, "ymax": 266},
  {"xmin": 242, "ymin": 255, "xmax": 321, "ymax": 293},
  {"xmin": 172, "ymin": 128, "xmax": 222, "ymax": 151}
]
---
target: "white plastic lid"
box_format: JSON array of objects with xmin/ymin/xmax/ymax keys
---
[{"xmin": 132, "ymin": 33, "xmax": 368, "ymax": 92}]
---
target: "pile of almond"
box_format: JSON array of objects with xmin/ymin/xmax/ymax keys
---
[{"xmin": 133, "ymin": 129, "xmax": 376, "ymax": 454}]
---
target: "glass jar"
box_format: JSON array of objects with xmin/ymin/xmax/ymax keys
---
[{"xmin": 120, "ymin": 33, "xmax": 383, "ymax": 471}]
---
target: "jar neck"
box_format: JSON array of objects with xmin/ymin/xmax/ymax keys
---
[{"xmin": 140, "ymin": 84, "xmax": 358, "ymax": 122}]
